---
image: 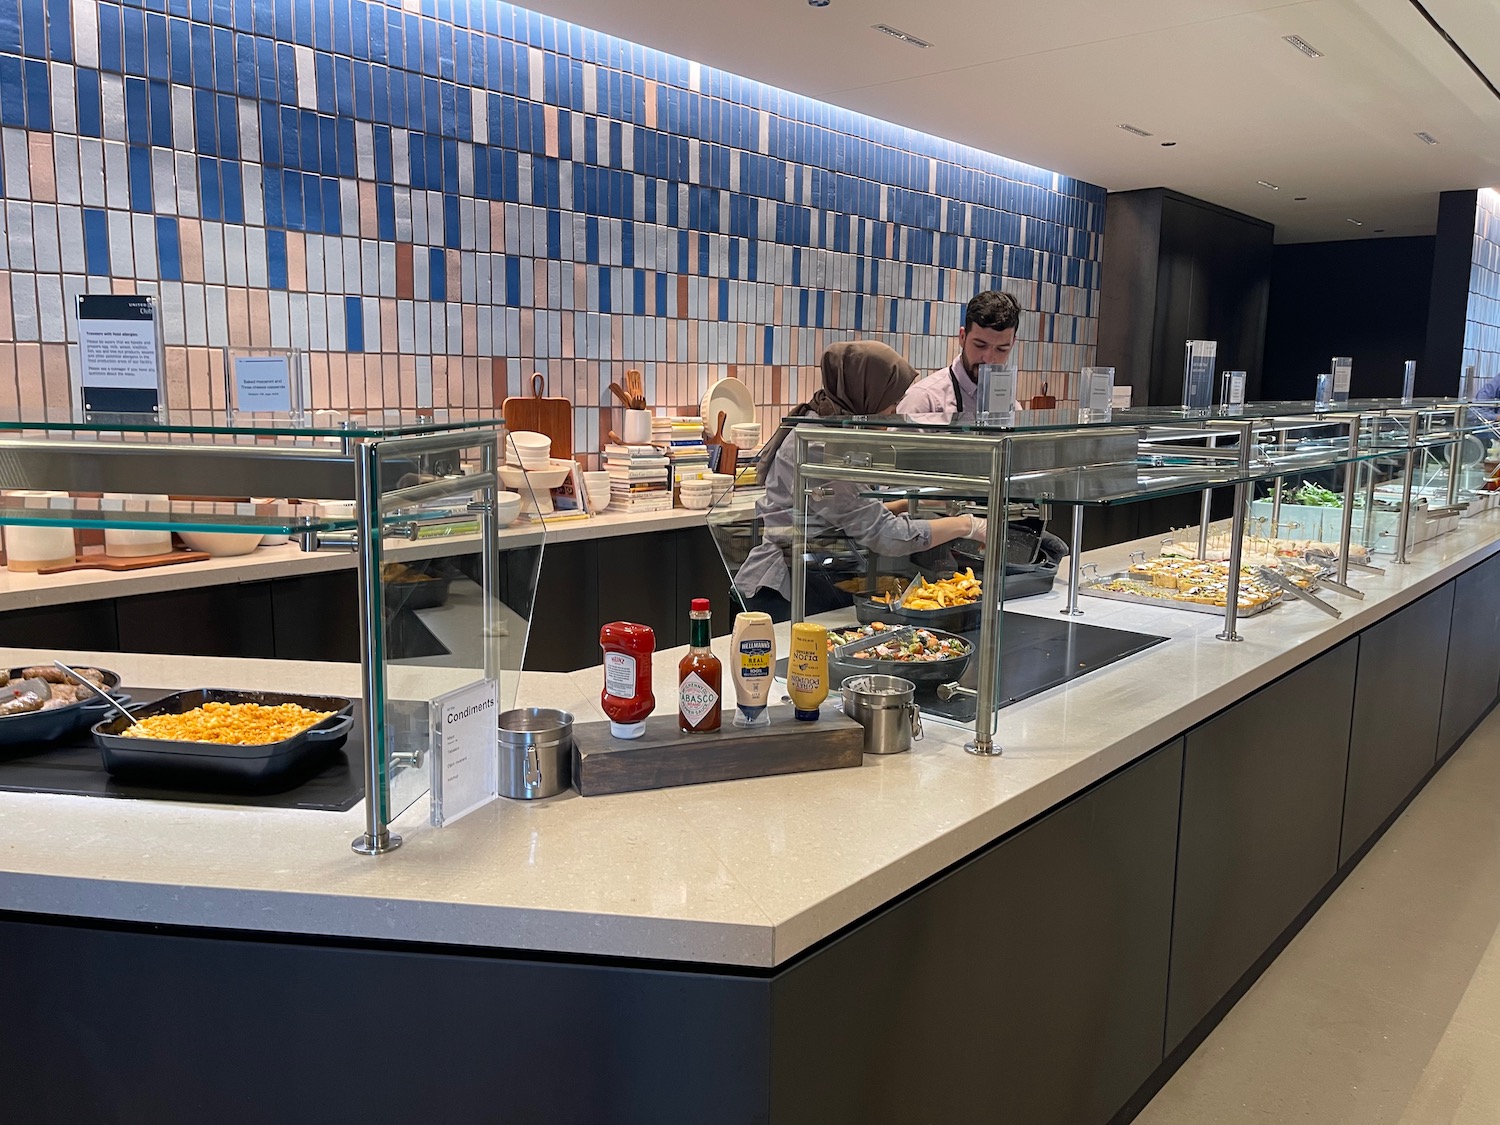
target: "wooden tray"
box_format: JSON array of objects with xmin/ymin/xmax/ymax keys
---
[
  {"xmin": 35, "ymin": 550, "xmax": 211, "ymax": 574},
  {"xmin": 503, "ymin": 372, "xmax": 574, "ymax": 462},
  {"xmin": 573, "ymin": 705, "xmax": 863, "ymax": 796}
]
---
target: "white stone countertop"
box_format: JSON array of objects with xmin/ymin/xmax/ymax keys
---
[
  {"xmin": 0, "ymin": 506, "xmax": 710, "ymax": 611},
  {"xmin": 2, "ymin": 513, "xmax": 1497, "ymax": 969}
]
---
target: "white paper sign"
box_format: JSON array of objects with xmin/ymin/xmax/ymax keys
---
[
  {"xmin": 1084, "ymin": 367, "xmax": 1115, "ymax": 413},
  {"xmin": 429, "ymin": 678, "xmax": 499, "ymax": 827},
  {"xmin": 976, "ymin": 363, "xmax": 1016, "ymax": 416},
  {"xmin": 232, "ymin": 355, "xmax": 295, "ymax": 413},
  {"xmin": 1221, "ymin": 371, "xmax": 1246, "ymax": 406},
  {"xmin": 1331, "ymin": 356, "xmax": 1352, "ymax": 402}
]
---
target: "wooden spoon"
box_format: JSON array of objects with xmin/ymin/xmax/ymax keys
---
[{"xmin": 608, "ymin": 383, "xmax": 632, "ymax": 408}]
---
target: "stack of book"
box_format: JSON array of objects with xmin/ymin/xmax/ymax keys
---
[
  {"xmin": 652, "ymin": 416, "xmax": 709, "ymax": 488},
  {"xmin": 604, "ymin": 443, "xmax": 673, "ymax": 513}
]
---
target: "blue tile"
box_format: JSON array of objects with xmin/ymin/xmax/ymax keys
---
[
  {"xmin": 232, "ymin": 0, "xmax": 253, "ymax": 31},
  {"xmin": 128, "ymin": 144, "xmax": 154, "ymax": 210},
  {"xmin": 197, "ymin": 155, "xmax": 221, "ymax": 219},
  {"xmin": 373, "ymin": 122, "xmax": 392, "ymax": 180},
  {"xmin": 214, "ymin": 26, "xmax": 235, "ymax": 91},
  {"xmin": 216, "ymin": 93, "xmax": 239, "ymax": 158},
  {"xmin": 233, "ymin": 30, "xmax": 257, "ymax": 96},
  {"xmin": 275, "ymin": 41, "xmax": 295, "ymax": 102},
  {"xmin": 287, "ymin": 0, "xmax": 307, "ymax": 45},
  {"xmin": 22, "ymin": 56, "xmax": 48, "ymax": 129},
  {"xmin": 262, "ymin": 162, "xmax": 283, "ymax": 223},
  {"xmin": 193, "ymin": 89, "xmax": 217, "ymax": 153},
  {"xmin": 332, "ymin": 0, "xmax": 351, "ymax": 55},
  {"xmin": 122, "ymin": 6, "xmax": 146, "ymax": 74},
  {"xmin": 352, "ymin": 58, "xmax": 370, "ymax": 118},
  {"xmin": 154, "ymin": 215, "xmax": 181, "ymax": 279},
  {"xmin": 429, "ymin": 247, "xmax": 446, "ymax": 300},
  {"xmin": 301, "ymin": 171, "xmax": 321, "ymax": 230},
  {"xmin": 298, "ymin": 107, "xmax": 319, "ymax": 170},
  {"xmin": 443, "ymin": 193, "xmax": 458, "ymax": 247},
  {"xmin": 266, "ymin": 227, "xmax": 288, "ymax": 287},
  {"xmin": 405, "ymin": 69, "xmax": 423, "ymax": 127},
  {"xmin": 313, "ymin": 0, "xmax": 332, "ymax": 49},
  {"xmin": 367, "ymin": 3, "xmax": 385, "ymax": 62},
  {"xmin": 0, "ymin": 60, "xmax": 18, "ymax": 130},
  {"xmin": 124, "ymin": 76, "xmax": 150, "ymax": 143},
  {"xmin": 504, "ymin": 254, "xmax": 520, "ymax": 306},
  {"xmin": 74, "ymin": 67, "xmax": 102, "ymax": 135},
  {"xmin": 350, "ymin": 0, "xmax": 368, "ymax": 60},
  {"xmin": 334, "ymin": 54, "xmax": 353, "ymax": 116},
  {"xmin": 343, "ymin": 295, "xmax": 364, "ymax": 352},
  {"xmin": 369, "ymin": 62, "xmax": 388, "ymax": 122},
  {"xmin": 321, "ymin": 176, "xmax": 339, "ymax": 231},
  {"xmin": 189, "ymin": 22, "xmax": 213, "ymax": 86},
  {"xmin": 18, "ymin": 0, "xmax": 42, "ymax": 58},
  {"xmin": 221, "ymin": 161, "xmax": 244, "ymax": 222},
  {"xmin": 312, "ymin": 49, "xmax": 332, "ymax": 109},
  {"xmin": 317, "ymin": 115, "xmax": 336, "ymax": 176},
  {"xmin": 375, "ymin": 183, "xmax": 394, "ymax": 238},
  {"xmin": 98, "ymin": 3, "xmax": 124, "ymax": 72},
  {"xmin": 0, "ymin": 0, "xmax": 18, "ymax": 56},
  {"xmin": 441, "ymin": 136, "xmax": 457, "ymax": 192},
  {"xmin": 386, "ymin": 11, "xmax": 405, "ymax": 68},
  {"xmin": 83, "ymin": 208, "xmax": 112, "ymax": 273}
]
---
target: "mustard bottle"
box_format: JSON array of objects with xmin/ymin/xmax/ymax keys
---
[{"xmin": 787, "ymin": 622, "xmax": 829, "ymax": 722}]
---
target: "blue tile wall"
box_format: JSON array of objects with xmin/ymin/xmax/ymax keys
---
[
  {"xmin": 1464, "ymin": 190, "xmax": 1500, "ymax": 387},
  {"xmin": 0, "ymin": 0, "xmax": 1103, "ymax": 444}
]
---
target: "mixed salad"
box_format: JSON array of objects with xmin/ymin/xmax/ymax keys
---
[
  {"xmin": 1279, "ymin": 481, "xmax": 1362, "ymax": 508},
  {"xmin": 827, "ymin": 622, "xmax": 971, "ymax": 663}
]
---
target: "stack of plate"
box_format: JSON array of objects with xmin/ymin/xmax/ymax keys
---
[{"xmin": 506, "ymin": 431, "xmax": 552, "ymax": 469}]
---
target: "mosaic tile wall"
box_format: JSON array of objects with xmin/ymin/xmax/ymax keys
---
[
  {"xmin": 1463, "ymin": 189, "xmax": 1500, "ymax": 386},
  {"xmin": 0, "ymin": 0, "xmax": 1104, "ymax": 461}
]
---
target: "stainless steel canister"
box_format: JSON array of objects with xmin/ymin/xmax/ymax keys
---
[
  {"xmin": 840, "ymin": 675, "xmax": 922, "ymax": 755},
  {"xmin": 497, "ymin": 707, "xmax": 574, "ymax": 799}
]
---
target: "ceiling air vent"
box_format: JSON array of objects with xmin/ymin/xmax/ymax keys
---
[
  {"xmin": 1415, "ymin": 131, "xmax": 1439, "ymax": 144},
  {"xmin": 872, "ymin": 24, "xmax": 932, "ymax": 48},
  {"xmin": 1117, "ymin": 124, "xmax": 1154, "ymax": 137},
  {"xmin": 1282, "ymin": 35, "xmax": 1324, "ymax": 58}
]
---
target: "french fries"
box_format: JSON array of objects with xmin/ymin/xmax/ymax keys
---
[{"xmin": 879, "ymin": 569, "xmax": 982, "ymax": 610}]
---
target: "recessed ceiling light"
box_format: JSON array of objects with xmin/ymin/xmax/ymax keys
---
[
  {"xmin": 1283, "ymin": 35, "xmax": 1324, "ymax": 59},
  {"xmin": 1415, "ymin": 131, "xmax": 1439, "ymax": 145},
  {"xmin": 871, "ymin": 24, "xmax": 931, "ymax": 47},
  {"xmin": 1346, "ymin": 218, "xmax": 1363, "ymax": 226},
  {"xmin": 1117, "ymin": 123, "xmax": 1154, "ymax": 137},
  {"xmin": 1374, "ymin": 228, "xmax": 1386, "ymax": 233},
  {"xmin": 1294, "ymin": 196, "xmax": 1307, "ymax": 201},
  {"xmin": 1257, "ymin": 180, "xmax": 1279, "ymax": 190},
  {"xmin": 1160, "ymin": 141, "xmax": 1176, "ymax": 147}
]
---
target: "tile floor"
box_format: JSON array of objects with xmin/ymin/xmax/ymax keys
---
[{"xmin": 1136, "ymin": 705, "xmax": 1500, "ymax": 1125}]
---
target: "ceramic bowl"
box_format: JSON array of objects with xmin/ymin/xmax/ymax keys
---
[
  {"xmin": 493, "ymin": 491, "xmax": 522, "ymax": 527},
  {"xmin": 178, "ymin": 531, "xmax": 265, "ymax": 557},
  {"xmin": 506, "ymin": 431, "xmax": 552, "ymax": 463}
]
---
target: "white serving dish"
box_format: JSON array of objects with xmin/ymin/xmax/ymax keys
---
[
  {"xmin": 493, "ymin": 491, "xmax": 522, "ymax": 527},
  {"xmin": 701, "ymin": 377, "xmax": 755, "ymax": 432},
  {"xmin": 497, "ymin": 460, "xmax": 576, "ymax": 516},
  {"xmin": 178, "ymin": 531, "xmax": 265, "ymax": 557},
  {"xmin": 506, "ymin": 431, "xmax": 552, "ymax": 464}
]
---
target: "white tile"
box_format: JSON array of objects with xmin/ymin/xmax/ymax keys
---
[
  {"xmin": 361, "ymin": 239, "xmax": 379, "ymax": 296},
  {"xmin": 50, "ymin": 63, "xmax": 77, "ymax": 135},
  {"xmin": 7, "ymin": 202, "xmax": 35, "ymax": 270},
  {"xmin": 181, "ymin": 283, "xmax": 206, "ymax": 345},
  {"xmin": 78, "ymin": 138, "xmax": 105, "ymax": 207},
  {"xmin": 60, "ymin": 275, "xmax": 87, "ymax": 339},
  {"xmin": 58, "ymin": 205, "xmax": 86, "ymax": 272},
  {"xmin": 72, "ymin": 0, "xmax": 99, "ymax": 69},
  {"xmin": 2, "ymin": 128, "xmax": 31, "ymax": 201},
  {"xmin": 200, "ymin": 221, "xmax": 225, "ymax": 284},
  {"xmin": 458, "ymin": 142, "xmax": 473, "ymax": 196},
  {"xmin": 426, "ymin": 192, "xmax": 442, "ymax": 245},
  {"xmin": 355, "ymin": 122, "xmax": 374, "ymax": 181},
  {"xmin": 158, "ymin": 281, "xmax": 185, "ymax": 345},
  {"xmin": 471, "ymin": 88, "xmax": 488, "ymax": 140},
  {"xmin": 460, "ymin": 198, "xmax": 475, "ymax": 250},
  {"xmin": 474, "ymin": 199, "xmax": 489, "ymax": 249},
  {"xmin": 516, "ymin": 152, "xmax": 531, "ymax": 206},
  {"xmin": 377, "ymin": 241, "xmax": 394, "ymax": 296},
  {"xmin": 415, "ymin": 353, "xmax": 433, "ymax": 407},
  {"xmin": 477, "ymin": 303, "xmax": 491, "ymax": 354},
  {"xmin": 459, "ymin": 252, "xmax": 475, "ymax": 302},
  {"xmin": 36, "ymin": 275, "xmax": 66, "ymax": 343},
  {"xmin": 410, "ymin": 190, "xmax": 427, "ymax": 243},
  {"xmin": 151, "ymin": 149, "xmax": 176, "ymax": 216},
  {"xmin": 322, "ymin": 236, "xmax": 344, "ymax": 294},
  {"xmin": 30, "ymin": 203, "xmax": 61, "ymax": 272},
  {"xmin": 99, "ymin": 73, "xmax": 126, "ymax": 142},
  {"xmin": 390, "ymin": 129, "xmax": 409, "ymax": 186},
  {"xmin": 102, "ymin": 141, "xmax": 129, "ymax": 210},
  {"xmin": 393, "ymin": 186, "xmax": 412, "ymax": 242},
  {"xmin": 267, "ymin": 290, "xmax": 290, "ymax": 349},
  {"xmin": 429, "ymin": 304, "xmax": 445, "ymax": 352},
  {"xmin": 171, "ymin": 85, "xmax": 194, "ymax": 155},
  {"xmin": 237, "ymin": 98, "xmax": 259, "ymax": 162},
  {"xmin": 204, "ymin": 285, "xmax": 229, "ymax": 348},
  {"xmin": 474, "ymin": 253, "xmax": 490, "ymax": 303},
  {"xmin": 340, "ymin": 179, "xmax": 358, "ymax": 237},
  {"xmin": 412, "ymin": 246, "xmax": 429, "ymax": 296},
  {"xmin": 242, "ymin": 163, "xmax": 263, "ymax": 225},
  {"xmin": 245, "ymin": 227, "xmax": 267, "ymax": 287},
  {"xmin": 397, "ymin": 300, "xmax": 414, "ymax": 351},
  {"xmin": 361, "ymin": 296, "xmax": 380, "ymax": 352},
  {"xmin": 295, "ymin": 45, "xmax": 318, "ymax": 110},
  {"xmin": 304, "ymin": 234, "xmax": 325, "ymax": 291},
  {"xmin": 288, "ymin": 292, "xmax": 309, "ymax": 351},
  {"xmin": 10, "ymin": 273, "xmax": 39, "ymax": 340},
  {"xmin": 222, "ymin": 225, "xmax": 246, "ymax": 286},
  {"xmin": 342, "ymin": 238, "xmax": 360, "ymax": 295},
  {"xmin": 315, "ymin": 293, "xmax": 334, "ymax": 350},
  {"xmin": 446, "ymin": 302, "xmax": 460, "ymax": 353}
]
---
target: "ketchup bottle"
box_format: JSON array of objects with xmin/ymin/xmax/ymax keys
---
[{"xmin": 600, "ymin": 621, "xmax": 655, "ymax": 739}]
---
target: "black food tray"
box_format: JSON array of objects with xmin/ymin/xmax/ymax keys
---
[
  {"xmin": 827, "ymin": 628, "xmax": 973, "ymax": 688},
  {"xmin": 856, "ymin": 562, "xmax": 1058, "ymax": 630},
  {"xmin": 93, "ymin": 688, "xmax": 355, "ymax": 783},
  {"xmin": 0, "ymin": 666, "xmax": 127, "ymax": 747}
]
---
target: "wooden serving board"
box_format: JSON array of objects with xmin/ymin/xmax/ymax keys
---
[
  {"xmin": 572, "ymin": 705, "xmax": 863, "ymax": 796},
  {"xmin": 36, "ymin": 550, "xmax": 212, "ymax": 574},
  {"xmin": 503, "ymin": 372, "xmax": 574, "ymax": 463}
]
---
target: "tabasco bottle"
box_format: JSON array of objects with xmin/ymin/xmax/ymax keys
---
[{"xmin": 678, "ymin": 598, "xmax": 723, "ymax": 732}]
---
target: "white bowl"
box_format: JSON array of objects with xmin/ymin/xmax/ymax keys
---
[
  {"xmin": 317, "ymin": 500, "xmax": 357, "ymax": 521},
  {"xmin": 581, "ymin": 470, "xmax": 611, "ymax": 489},
  {"xmin": 586, "ymin": 487, "xmax": 611, "ymax": 512},
  {"xmin": 506, "ymin": 431, "xmax": 552, "ymax": 461},
  {"xmin": 179, "ymin": 531, "xmax": 265, "ymax": 557},
  {"xmin": 730, "ymin": 423, "xmax": 762, "ymax": 446},
  {"xmin": 493, "ymin": 491, "xmax": 522, "ymax": 527},
  {"xmin": 679, "ymin": 491, "xmax": 713, "ymax": 510}
]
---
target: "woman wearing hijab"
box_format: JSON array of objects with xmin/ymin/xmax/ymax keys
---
[{"xmin": 733, "ymin": 340, "xmax": 990, "ymax": 621}]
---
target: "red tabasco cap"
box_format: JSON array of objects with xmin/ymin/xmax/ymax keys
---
[{"xmin": 691, "ymin": 598, "xmax": 710, "ymax": 612}]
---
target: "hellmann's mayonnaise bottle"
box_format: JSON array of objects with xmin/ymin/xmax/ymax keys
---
[{"xmin": 730, "ymin": 612, "xmax": 776, "ymax": 727}]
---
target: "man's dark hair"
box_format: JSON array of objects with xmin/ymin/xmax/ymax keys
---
[{"xmin": 964, "ymin": 290, "xmax": 1021, "ymax": 334}]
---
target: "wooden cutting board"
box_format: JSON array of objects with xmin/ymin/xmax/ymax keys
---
[
  {"xmin": 703, "ymin": 410, "xmax": 739, "ymax": 477},
  {"xmin": 503, "ymin": 372, "xmax": 574, "ymax": 463},
  {"xmin": 36, "ymin": 550, "xmax": 211, "ymax": 574}
]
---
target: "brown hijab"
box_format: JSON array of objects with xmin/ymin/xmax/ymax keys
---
[{"xmin": 761, "ymin": 341, "xmax": 918, "ymax": 465}]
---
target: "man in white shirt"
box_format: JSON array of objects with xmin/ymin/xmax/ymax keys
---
[{"xmin": 898, "ymin": 290, "xmax": 1021, "ymax": 414}]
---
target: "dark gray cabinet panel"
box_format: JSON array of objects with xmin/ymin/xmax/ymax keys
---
[
  {"xmin": 1438, "ymin": 554, "xmax": 1500, "ymax": 759},
  {"xmin": 116, "ymin": 582, "xmax": 276, "ymax": 658},
  {"xmin": 769, "ymin": 741, "xmax": 1183, "ymax": 1125},
  {"xmin": 1342, "ymin": 583, "xmax": 1455, "ymax": 865},
  {"xmin": 1167, "ymin": 640, "xmax": 1358, "ymax": 1050}
]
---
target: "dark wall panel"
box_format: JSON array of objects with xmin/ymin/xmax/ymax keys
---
[
  {"xmin": 770, "ymin": 741, "xmax": 1183, "ymax": 1125},
  {"xmin": 0, "ymin": 598, "xmax": 119, "ymax": 651},
  {"xmin": 115, "ymin": 582, "xmax": 276, "ymax": 659},
  {"xmin": 1262, "ymin": 236, "xmax": 1435, "ymax": 401},
  {"xmin": 1342, "ymin": 583, "xmax": 1455, "ymax": 864},
  {"xmin": 1167, "ymin": 639, "xmax": 1358, "ymax": 1050},
  {"xmin": 1424, "ymin": 189, "xmax": 1480, "ymax": 396},
  {"xmin": 1438, "ymin": 553, "xmax": 1500, "ymax": 758}
]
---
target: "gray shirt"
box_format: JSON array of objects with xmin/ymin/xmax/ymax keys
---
[{"xmin": 733, "ymin": 429, "xmax": 934, "ymax": 600}]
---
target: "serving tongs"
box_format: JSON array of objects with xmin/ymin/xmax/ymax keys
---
[
  {"xmin": 1254, "ymin": 567, "xmax": 1342, "ymax": 619},
  {"xmin": 53, "ymin": 659, "xmax": 141, "ymax": 727},
  {"xmin": 835, "ymin": 626, "xmax": 917, "ymax": 661}
]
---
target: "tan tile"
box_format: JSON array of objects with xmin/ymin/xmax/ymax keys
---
[
  {"xmin": 206, "ymin": 349, "xmax": 226, "ymax": 410},
  {"xmin": 177, "ymin": 219, "xmax": 203, "ymax": 282},
  {"xmin": 397, "ymin": 354, "xmax": 415, "ymax": 409},
  {"xmin": 40, "ymin": 343, "xmax": 69, "ymax": 420},
  {"xmin": 286, "ymin": 232, "xmax": 306, "ymax": 291},
  {"xmin": 346, "ymin": 355, "xmax": 366, "ymax": 408},
  {"xmin": 645, "ymin": 80, "xmax": 658, "ymax": 127},
  {"xmin": 0, "ymin": 274, "xmax": 11, "ymax": 340},
  {"xmin": 490, "ymin": 202, "xmax": 505, "ymax": 253},
  {"xmin": 15, "ymin": 342, "xmax": 42, "ymax": 418},
  {"xmin": 544, "ymin": 104, "xmax": 558, "ymax": 157},
  {"xmin": 226, "ymin": 288, "xmax": 250, "ymax": 347},
  {"xmin": 462, "ymin": 306, "xmax": 477, "ymax": 356},
  {"xmin": 430, "ymin": 355, "xmax": 447, "ymax": 407},
  {"xmin": 186, "ymin": 347, "xmax": 211, "ymax": 412},
  {"xmin": 0, "ymin": 345, "xmax": 18, "ymax": 419},
  {"xmin": 28, "ymin": 134, "xmax": 55, "ymax": 202},
  {"xmin": 112, "ymin": 277, "xmax": 135, "ymax": 294},
  {"xmin": 380, "ymin": 298, "xmax": 397, "ymax": 350},
  {"xmin": 382, "ymin": 354, "xmax": 400, "ymax": 410},
  {"xmin": 447, "ymin": 253, "xmax": 460, "ymax": 303},
  {"xmin": 164, "ymin": 346, "xmax": 189, "ymax": 411},
  {"xmin": 248, "ymin": 289, "xmax": 271, "ymax": 347},
  {"xmin": 326, "ymin": 352, "xmax": 348, "ymax": 408},
  {"xmin": 395, "ymin": 243, "xmax": 413, "ymax": 299},
  {"xmin": 358, "ymin": 181, "xmax": 377, "ymax": 239},
  {"xmin": 309, "ymin": 352, "xmax": 330, "ymax": 409}
]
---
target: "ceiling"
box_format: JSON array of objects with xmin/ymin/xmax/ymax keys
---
[{"xmin": 518, "ymin": 0, "xmax": 1500, "ymax": 243}]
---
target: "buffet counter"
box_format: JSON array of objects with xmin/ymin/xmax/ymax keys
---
[{"xmin": 6, "ymin": 514, "xmax": 1500, "ymax": 1125}]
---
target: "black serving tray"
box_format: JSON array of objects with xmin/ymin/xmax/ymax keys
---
[
  {"xmin": 826, "ymin": 627, "xmax": 973, "ymax": 688},
  {"xmin": 0, "ymin": 666, "xmax": 127, "ymax": 747},
  {"xmin": 93, "ymin": 688, "xmax": 354, "ymax": 784}
]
